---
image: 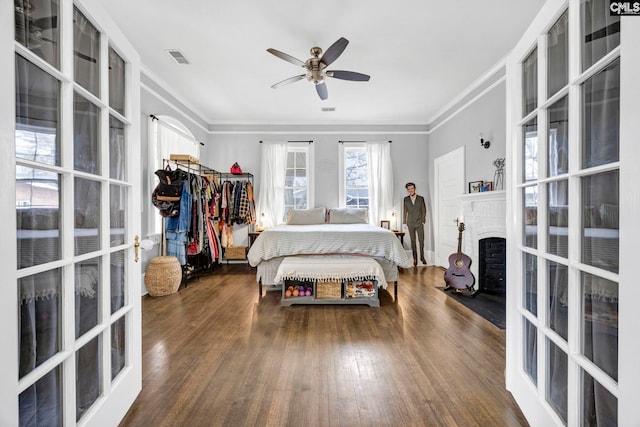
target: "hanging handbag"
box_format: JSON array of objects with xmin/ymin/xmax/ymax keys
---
[
  {"xmin": 151, "ymin": 166, "xmax": 186, "ymax": 217},
  {"xmin": 230, "ymin": 162, "xmax": 243, "ymax": 175},
  {"xmin": 152, "ymin": 167, "xmax": 185, "ymax": 202}
]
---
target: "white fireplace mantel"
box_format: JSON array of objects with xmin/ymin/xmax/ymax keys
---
[{"xmin": 458, "ymin": 191, "xmax": 506, "ymax": 282}]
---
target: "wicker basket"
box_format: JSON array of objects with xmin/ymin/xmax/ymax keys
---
[
  {"xmin": 316, "ymin": 280, "xmax": 342, "ymax": 299},
  {"xmin": 144, "ymin": 256, "xmax": 182, "ymax": 297},
  {"xmin": 224, "ymin": 246, "xmax": 247, "ymax": 260}
]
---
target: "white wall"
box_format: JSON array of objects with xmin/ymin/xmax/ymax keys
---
[
  {"xmin": 426, "ymin": 73, "xmax": 508, "ymax": 253},
  {"xmin": 139, "ymin": 66, "xmax": 507, "ymax": 264},
  {"xmin": 139, "ymin": 72, "xmax": 211, "ymax": 290},
  {"xmin": 202, "ymin": 131, "xmax": 429, "ymax": 249}
]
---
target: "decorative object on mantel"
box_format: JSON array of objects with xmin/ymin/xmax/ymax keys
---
[
  {"xmin": 493, "ymin": 157, "xmax": 505, "ymax": 190},
  {"xmin": 479, "ymin": 133, "xmax": 491, "ymax": 149}
]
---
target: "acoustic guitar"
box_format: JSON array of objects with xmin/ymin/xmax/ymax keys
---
[{"xmin": 444, "ymin": 222, "xmax": 476, "ymax": 295}]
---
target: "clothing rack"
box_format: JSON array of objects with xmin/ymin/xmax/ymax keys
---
[{"xmin": 160, "ymin": 159, "xmax": 255, "ymax": 280}]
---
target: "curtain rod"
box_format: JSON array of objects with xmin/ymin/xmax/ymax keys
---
[
  {"xmin": 338, "ymin": 140, "xmax": 392, "ymax": 143},
  {"xmin": 150, "ymin": 114, "xmax": 205, "ymax": 146},
  {"xmin": 259, "ymin": 140, "xmax": 313, "ymax": 144}
]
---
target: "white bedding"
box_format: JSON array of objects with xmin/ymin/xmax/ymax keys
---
[{"xmin": 247, "ymin": 223, "xmax": 413, "ymax": 268}]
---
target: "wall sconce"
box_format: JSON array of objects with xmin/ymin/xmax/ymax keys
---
[{"xmin": 480, "ymin": 133, "xmax": 491, "ymax": 149}]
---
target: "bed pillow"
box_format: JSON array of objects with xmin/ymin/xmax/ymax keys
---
[
  {"xmin": 286, "ymin": 207, "xmax": 326, "ymax": 225},
  {"xmin": 328, "ymin": 208, "xmax": 369, "ymax": 224}
]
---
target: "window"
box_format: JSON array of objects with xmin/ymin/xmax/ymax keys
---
[
  {"xmin": 284, "ymin": 143, "xmax": 312, "ymax": 217},
  {"xmin": 340, "ymin": 144, "xmax": 369, "ymax": 208}
]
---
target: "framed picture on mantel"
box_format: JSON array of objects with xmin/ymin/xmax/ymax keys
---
[
  {"xmin": 469, "ymin": 180, "xmax": 483, "ymax": 193},
  {"xmin": 481, "ymin": 181, "xmax": 493, "ymax": 192}
]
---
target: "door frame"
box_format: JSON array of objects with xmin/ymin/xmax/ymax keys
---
[{"xmin": 433, "ymin": 146, "xmax": 465, "ymax": 267}]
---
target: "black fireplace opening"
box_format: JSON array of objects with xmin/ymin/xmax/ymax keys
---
[{"xmin": 478, "ymin": 237, "xmax": 506, "ymax": 294}]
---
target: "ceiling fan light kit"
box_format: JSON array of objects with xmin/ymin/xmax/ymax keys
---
[{"xmin": 267, "ymin": 37, "xmax": 370, "ymax": 100}]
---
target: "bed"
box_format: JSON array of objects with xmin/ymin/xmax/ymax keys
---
[{"xmin": 247, "ymin": 222, "xmax": 414, "ymax": 294}]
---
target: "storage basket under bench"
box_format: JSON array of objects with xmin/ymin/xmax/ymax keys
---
[{"xmin": 274, "ymin": 256, "xmax": 390, "ymax": 307}]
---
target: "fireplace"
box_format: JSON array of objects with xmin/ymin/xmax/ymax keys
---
[
  {"xmin": 459, "ymin": 191, "xmax": 506, "ymax": 293},
  {"xmin": 478, "ymin": 237, "xmax": 506, "ymax": 293}
]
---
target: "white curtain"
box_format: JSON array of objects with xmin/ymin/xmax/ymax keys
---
[
  {"xmin": 149, "ymin": 117, "xmax": 200, "ymax": 234},
  {"xmin": 256, "ymin": 142, "xmax": 287, "ymax": 228},
  {"xmin": 367, "ymin": 142, "xmax": 394, "ymax": 226}
]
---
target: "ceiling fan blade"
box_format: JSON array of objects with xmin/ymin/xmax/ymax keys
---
[
  {"xmin": 320, "ymin": 37, "xmax": 348, "ymax": 66},
  {"xmin": 271, "ymin": 74, "xmax": 306, "ymax": 89},
  {"xmin": 326, "ymin": 70, "xmax": 370, "ymax": 82},
  {"xmin": 315, "ymin": 82, "xmax": 328, "ymax": 100},
  {"xmin": 266, "ymin": 48, "xmax": 305, "ymax": 67}
]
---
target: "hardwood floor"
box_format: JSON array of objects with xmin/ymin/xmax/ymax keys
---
[{"xmin": 120, "ymin": 264, "xmax": 528, "ymax": 427}]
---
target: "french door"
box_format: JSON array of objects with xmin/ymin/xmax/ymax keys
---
[
  {"xmin": 505, "ymin": 0, "xmax": 640, "ymax": 425},
  {"xmin": 1, "ymin": 0, "xmax": 141, "ymax": 425}
]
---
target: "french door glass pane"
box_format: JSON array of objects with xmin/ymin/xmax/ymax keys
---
[
  {"xmin": 75, "ymin": 257, "xmax": 101, "ymax": 338},
  {"xmin": 522, "ymin": 47, "xmax": 537, "ymax": 116},
  {"xmin": 16, "ymin": 167, "xmax": 61, "ymax": 268},
  {"xmin": 523, "ymin": 185, "xmax": 538, "ymax": 249},
  {"xmin": 582, "ymin": 369, "xmax": 617, "ymax": 426},
  {"xmin": 19, "ymin": 365, "xmax": 62, "ymax": 426},
  {"xmin": 108, "ymin": 47, "xmax": 125, "ymax": 115},
  {"xmin": 111, "ymin": 250, "xmax": 126, "ymax": 314},
  {"xmin": 548, "ymin": 180, "xmax": 568, "ymax": 257},
  {"xmin": 548, "ymin": 96, "xmax": 569, "ymax": 177},
  {"xmin": 15, "ymin": 0, "xmax": 60, "ymax": 69},
  {"xmin": 547, "ymin": 339, "xmax": 568, "ymax": 423},
  {"xmin": 582, "ymin": 272, "xmax": 618, "ymax": 381},
  {"xmin": 581, "ymin": 0, "xmax": 620, "ymax": 71},
  {"xmin": 581, "ymin": 171, "xmax": 619, "ymax": 273},
  {"xmin": 548, "ymin": 261, "xmax": 568, "ymax": 341},
  {"xmin": 582, "ymin": 60, "xmax": 620, "ymax": 169},
  {"xmin": 109, "ymin": 116, "xmax": 126, "ymax": 180},
  {"xmin": 18, "ymin": 268, "xmax": 62, "ymax": 377},
  {"xmin": 547, "ymin": 11, "xmax": 568, "ymax": 97},
  {"xmin": 286, "ymin": 152, "xmax": 294, "ymax": 168},
  {"xmin": 111, "ymin": 316, "xmax": 126, "ymax": 379},
  {"xmin": 15, "ymin": 55, "xmax": 61, "ymax": 166},
  {"xmin": 74, "ymin": 93, "xmax": 100, "ymax": 174},
  {"xmin": 523, "ymin": 318, "xmax": 537, "ymax": 384},
  {"xmin": 523, "ymin": 117, "xmax": 538, "ymax": 182},
  {"xmin": 76, "ymin": 336, "xmax": 102, "ymax": 421},
  {"xmin": 110, "ymin": 184, "xmax": 127, "ymax": 247},
  {"xmin": 73, "ymin": 7, "xmax": 100, "ymax": 97},
  {"xmin": 523, "ymin": 252, "xmax": 537, "ymax": 315},
  {"xmin": 74, "ymin": 177, "xmax": 101, "ymax": 256}
]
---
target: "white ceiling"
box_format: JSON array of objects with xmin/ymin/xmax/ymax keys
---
[{"xmin": 102, "ymin": 0, "xmax": 546, "ymax": 126}]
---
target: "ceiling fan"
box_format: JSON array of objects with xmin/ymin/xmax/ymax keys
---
[{"xmin": 267, "ymin": 37, "xmax": 370, "ymax": 100}]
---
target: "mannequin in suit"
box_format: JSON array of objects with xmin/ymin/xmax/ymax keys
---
[{"xmin": 403, "ymin": 182, "xmax": 427, "ymax": 266}]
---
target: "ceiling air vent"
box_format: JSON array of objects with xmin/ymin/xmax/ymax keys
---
[
  {"xmin": 321, "ymin": 107, "xmax": 336, "ymax": 112},
  {"xmin": 166, "ymin": 50, "xmax": 190, "ymax": 65}
]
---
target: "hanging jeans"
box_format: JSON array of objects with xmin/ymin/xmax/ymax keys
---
[{"xmin": 165, "ymin": 181, "xmax": 192, "ymax": 265}]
